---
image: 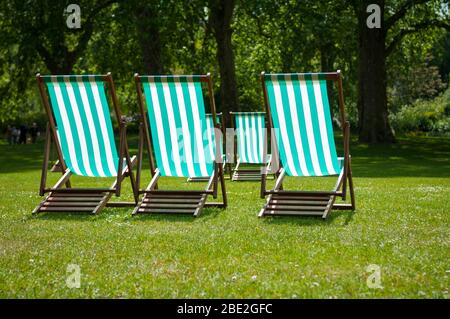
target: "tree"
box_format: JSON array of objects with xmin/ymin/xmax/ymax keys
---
[
  {"xmin": 208, "ymin": 0, "xmax": 240, "ymax": 114},
  {"xmin": 1, "ymin": 0, "xmax": 116, "ymax": 74},
  {"xmin": 0, "ymin": 0, "xmax": 116, "ymax": 123},
  {"xmin": 351, "ymin": 0, "xmax": 450, "ymax": 143}
]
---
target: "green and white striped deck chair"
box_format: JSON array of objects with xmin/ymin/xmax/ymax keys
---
[
  {"xmin": 259, "ymin": 71, "xmax": 355, "ymax": 219},
  {"xmin": 188, "ymin": 113, "xmax": 227, "ymax": 182},
  {"xmin": 33, "ymin": 73, "xmax": 138, "ymax": 215},
  {"xmin": 134, "ymin": 73, "xmax": 227, "ymax": 217},
  {"xmin": 230, "ymin": 112, "xmax": 273, "ymax": 181}
]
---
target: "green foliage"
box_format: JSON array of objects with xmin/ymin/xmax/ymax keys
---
[
  {"xmin": 390, "ymin": 85, "xmax": 450, "ymax": 134},
  {"xmin": 389, "ymin": 56, "xmax": 447, "ymax": 109},
  {"xmin": 0, "ymin": 0, "xmax": 448, "ymax": 132}
]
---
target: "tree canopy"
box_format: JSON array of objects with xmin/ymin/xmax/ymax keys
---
[{"xmin": 0, "ymin": 0, "xmax": 448, "ymax": 143}]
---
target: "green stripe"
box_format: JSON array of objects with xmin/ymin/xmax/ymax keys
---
[
  {"xmin": 266, "ymin": 78, "xmax": 291, "ymax": 174},
  {"xmin": 42, "ymin": 75, "xmax": 103, "ymax": 83},
  {"xmin": 141, "ymin": 75, "xmax": 203, "ymax": 83},
  {"xmin": 83, "ymin": 80, "xmax": 110, "ymax": 176},
  {"xmin": 231, "ymin": 112, "xmax": 265, "ymax": 115},
  {"xmin": 233, "ymin": 113, "xmax": 266, "ymax": 164},
  {"xmin": 256, "ymin": 114, "xmax": 265, "ymax": 163},
  {"xmin": 236, "ymin": 115, "xmax": 249, "ymax": 163},
  {"xmin": 194, "ymin": 80, "xmax": 213, "ymax": 175},
  {"xmin": 96, "ymin": 81, "xmax": 119, "ymax": 175},
  {"xmin": 46, "ymin": 82, "xmax": 75, "ymax": 173},
  {"xmin": 143, "ymin": 77, "xmax": 212, "ymax": 177},
  {"xmin": 167, "ymin": 80, "xmax": 189, "ymax": 176},
  {"xmin": 143, "ymin": 81, "xmax": 165, "ymax": 175},
  {"xmin": 44, "ymin": 77, "xmax": 119, "ymax": 177},
  {"xmin": 304, "ymin": 74, "xmax": 328, "ymax": 175},
  {"xmin": 319, "ymin": 78, "xmax": 340, "ymax": 173},
  {"xmin": 57, "ymin": 76, "xmax": 88, "ymax": 176},
  {"xmin": 291, "ymin": 74, "xmax": 315, "ymax": 175},
  {"xmin": 277, "ymin": 74, "xmax": 301, "ymax": 176},
  {"xmin": 206, "ymin": 114, "xmax": 216, "ymax": 161},
  {"xmin": 180, "ymin": 77, "xmax": 199, "ymax": 176},
  {"xmin": 70, "ymin": 80, "xmax": 99, "ymax": 176},
  {"xmin": 155, "ymin": 80, "xmax": 174, "ymax": 176},
  {"xmin": 264, "ymin": 73, "xmax": 328, "ymax": 81}
]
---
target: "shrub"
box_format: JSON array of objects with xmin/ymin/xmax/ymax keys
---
[{"xmin": 390, "ymin": 85, "xmax": 450, "ymax": 135}]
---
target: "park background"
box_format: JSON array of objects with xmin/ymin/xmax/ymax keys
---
[
  {"xmin": 0, "ymin": 0, "xmax": 449, "ymax": 140},
  {"xmin": 0, "ymin": 0, "xmax": 449, "ymax": 298}
]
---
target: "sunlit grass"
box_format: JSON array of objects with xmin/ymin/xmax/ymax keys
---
[{"xmin": 0, "ymin": 134, "xmax": 449, "ymax": 298}]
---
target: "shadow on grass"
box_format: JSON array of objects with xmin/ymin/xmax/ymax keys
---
[
  {"xmin": 2, "ymin": 134, "xmax": 448, "ymax": 178},
  {"xmin": 129, "ymin": 206, "xmax": 222, "ymax": 222},
  {"xmin": 0, "ymin": 135, "xmax": 140, "ymax": 174},
  {"xmin": 260, "ymin": 209, "xmax": 356, "ymax": 227},
  {"xmin": 30, "ymin": 210, "xmax": 114, "ymax": 222},
  {"xmin": 29, "ymin": 205, "xmax": 144, "ymax": 222},
  {"xmin": 337, "ymin": 135, "xmax": 450, "ymax": 178}
]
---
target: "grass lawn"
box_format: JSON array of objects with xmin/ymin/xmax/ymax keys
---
[{"xmin": 0, "ymin": 133, "xmax": 449, "ymax": 298}]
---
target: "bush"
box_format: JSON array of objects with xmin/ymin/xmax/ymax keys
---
[{"xmin": 390, "ymin": 85, "xmax": 450, "ymax": 135}]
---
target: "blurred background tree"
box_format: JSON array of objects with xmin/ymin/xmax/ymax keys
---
[{"xmin": 0, "ymin": 0, "xmax": 448, "ymax": 142}]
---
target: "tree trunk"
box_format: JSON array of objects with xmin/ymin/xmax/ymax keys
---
[
  {"xmin": 358, "ymin": 0, "xmax": 395, "ymax": 143},
  {"xmin": 320, "ymin": 44, "xmax": 336, "ymax": 122},
  {"xmin": 356, "ymin": 0, "xmax": 395, "ymax": 143},
  {"xmin": 134, "ymin": 4, "xmax": 163, "ymax": 74},
  {"xmin": 209, "ymin": 0, "xmax": 239, "ymax": 113}
]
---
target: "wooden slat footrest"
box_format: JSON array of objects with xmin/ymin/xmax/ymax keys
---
[
  {"xmin": 259, "ymin": 194, "xmax": 334, "ymax": 219},
  {"xmin": 33, "ymin": 190, "xmax": 109, "ymax": 214},
  {"xmin": 187, "ymin": 177, "xmax": 210, "ymax": 182},
  {"xmin": 133, "ymin": 191, "xmax": 207, "ymax": 216},
  {"xmin": 232, "ymin": 170, "xmax": 263, "ymax": 181}
]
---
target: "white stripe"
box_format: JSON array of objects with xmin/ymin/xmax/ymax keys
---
[
  {"xmin": 77, "ymin": 80, "xmax": 106, "ymax": 177},
  {"xmin": 237, "ymin": 116, "xmax": 247, "ymax": 163},
  {"xmin": 174, "ymin": 79, "xmax": 196, "ymax": 177},
  {"xmin": 285, "ymin": 75, "xmax": 309, "ymax": 176},
  {"xmin": 187, "ymin": 80, "xmax": 208, "ymax": 177},
  {"xmin": 51, "ymin": 80, "xmax": 82, "ymax": 175},
  {"xmin": 64, "ymin": 79, "xmax": 94, "ymax": 177},
  {"xmin": 148, "ymin": 79, "xmax": 172, "ymax": 176},
  {"xmin": 271, "ymin": 76, "xmax": 298, "ymax": 176},
  {"xmin": 90, "ymin": 80, "xmax": 117, "ymax": 176},
  {"xmin": 244, "ymin": 115, "xmax": 254, "ymax": 163},
  {"xmin": 206, "ymin": 115, "xmax": 215, "ymax": 162},
  {"xmin": 251, "ymin": 115, "xmax": 258, "ymax": 163},
  {"xmin": 161, "ymin": 79, "xmax": 183, "ymax": 177},
  {"xmin": 312, "ymin": 75, "xmax": 336, "ymax": 175},
  {"xmin": 257, "ymin": 115, "xmax": 264, "ymax": 163},
  {"xmin": 298, "ymin": 75, "xmax": 322, "ymax": 176}
]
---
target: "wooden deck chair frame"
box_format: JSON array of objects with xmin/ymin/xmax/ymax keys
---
[
  {"xmin": 33, "ymin": 73, "xmax": 138, "ymax": 215},
  {"xmin": 187, "ymin": 112, "xmax": 227, "ymax": 182},
  {"xmin": 133, "ymin": 73, "xmax": 227, "ymax": 217},
  {"xmin": 259, "ymin": 70, "xmax": 355, "ymax": 219},
  {"xmin": 229, "ymin": 111, "xmax": 274, "ymax": 181}
]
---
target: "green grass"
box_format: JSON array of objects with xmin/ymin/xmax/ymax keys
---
[{"xmin": 0, "ymin": 134, "xmax": 449, "ymax": 298}]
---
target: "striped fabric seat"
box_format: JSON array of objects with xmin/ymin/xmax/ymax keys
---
[
  {"xmin": 43, "ymin": 75, "xmax": 119, "ymax": 177},
  {"xmin": 263, "ymin": 73, "xmax": 340, "ymax": 177},
  {"xmin": 234, "ymin": 112, "xmax": 266, "ymax": 164},
  {"xmin": 141, "ymin": 76, "xmax": 216, "ymax": 178},
  {"xmin": 205, "ymin": 113, "xmax": 224, "ymax": 163}
]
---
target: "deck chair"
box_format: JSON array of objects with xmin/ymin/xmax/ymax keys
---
[
  {"xmin": 229, "ymin": 112, "xmax": 273, "ymax": 181},
  {"xmin": 259, "ymin": 71, "xmax": 355, "ymax": 219},
  {"xmin": 187, "ymin": 113, "xmax": 227, "ymax": 182},
  {"xmin": 133, "ymin": 73, "xmax": 227, "ymax": 217},
  {"xmin": 33, "ymin": 73, "xmax": 138, "ymax": 215}
]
